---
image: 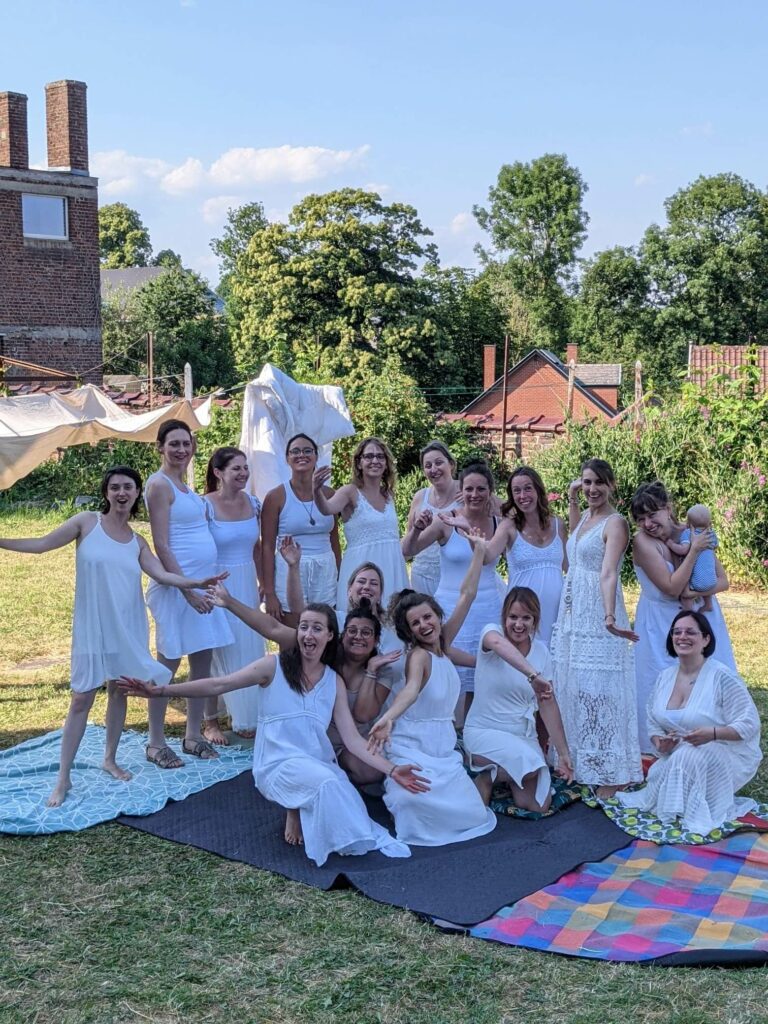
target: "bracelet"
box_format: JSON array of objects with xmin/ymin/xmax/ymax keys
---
[
  {"xmin": 713, "ymin": 727, "xmax": 717, "ymax": 741},
  {"xmin": 526, "ymin": 670, "xmax": 539, "ymax": 683},
  {"xmin": 364, "ymin": 671, "xmax": 378, "ymax": 680},
  {"xmin": 604, "ymin": 614, "xmax": 616, "ymax": 623},
  {"xmin": 387, "ymin": 764, "xmax": 396, "ymax": 777}
]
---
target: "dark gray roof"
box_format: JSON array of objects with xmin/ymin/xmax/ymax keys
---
[{"xmin": 574, "ymin": 363, "xmax": 622, "ymax": 386}]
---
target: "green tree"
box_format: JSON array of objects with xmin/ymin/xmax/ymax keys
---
[
  {"xmin": 641, "ymin": 173, "xmax": 768, "ymax": 365},
  {"xmin": 98, "ymin": 202, "xmax": 152, "ymax": 268},
  {"xmin": 151, "ymin": 248, "xmax": 183, "ymax": 268},
  {"xmin": 210, "ymin": 201, "xmax": 268, "ymax": 294},
  {"xmin": 474, "ymin": 154, "xmax": 588, "ymax": 352},
  {"xmin": 231, "ymin": 188, "xmax": 437, "ymax": 380}
]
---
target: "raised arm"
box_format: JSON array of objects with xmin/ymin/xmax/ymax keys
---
[
  {"xmin": 278, "ymin": 536, "xmax": 305, "ymax": 618},
  {"xmin": 441, "ymin": 532, "xmax": 487, "ymax": 647},
  {"xmin": 401, "ymin": 508, "xmax": 446, "ymax": 557},
  {"xmin": 0, "ymin": 512, "xmax": 87, "ymax": 554},
  {"xmin": 567, "ymin": 480, "xmax": 583, "ymax": 534},
  {"xmin": 601, "ymin": 516, "xmax": 638, "ymax": 642},
  {"xmin": 259, "ymin": 485, "xmax": 284, "ymax": 617},
  {"xmin": 209, "ymin": 581, "xmax": 296, "ymax": 648},
  {"xmin": 312, "ymin": 467, "xmax": 356, "ymax": 517},
  {"xmin": 633, "ymin": 528, "xmax": 714, "ymax": 599},
  {"xmin": 121, "ymin": 654, "xmax": 278, "ymax": 700}
]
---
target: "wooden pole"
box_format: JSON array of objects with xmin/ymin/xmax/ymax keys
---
[
  {"xmin": 634, "ymin": 359, "xmax": 643, "ymax": 440},
  {"xmin": 147, "ymin": 331, "xmax": 154, "ymax": 410},
  {"xmin": 184, "ymin": 362, "xmax": 195, "ymax": 489},
  {"xmin": 500, "ymin": 332, "xmax": 510, "ymax": 467}
]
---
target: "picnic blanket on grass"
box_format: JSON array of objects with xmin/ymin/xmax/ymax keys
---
[
  {"xmin": 466, "ymin": 832, "xmax": 768, "ymax": 964},
  {"xmin": 0, "ymin": 725, "xmax": 254, "ymax": 835}
]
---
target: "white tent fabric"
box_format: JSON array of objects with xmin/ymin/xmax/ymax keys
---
[
  {"xmin": 0, "ymin": 385, "xmax": 213, "ymax": 490},
  {"xmin": 238, "ymin": 364, "xmax": 355, "ymax": 501}
]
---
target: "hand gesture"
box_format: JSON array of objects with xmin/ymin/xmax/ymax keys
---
[
  {"xmin": 457, "ymin": 525, "xmax": 489, "ymax": 557},
  {"xmin": 438, "ymin": 509, "xmax": 471, "ymax": 533},
  {"xmin": 119, "ymin": 676, "xmax": 162, "ymax": 699},
  {"xmin": 367, "ymin": 648, "xmax": 403, "ymax": 675},
  {"xmin": 531, "ymin": 675, "xmax": 554, "ymax": 700},
  {"xmin": 606, "ymin": 622, "xmax": 640, "ymax": 643},
  {"xmin": 196, "ymin": 570, "xmax": 229, "ymax": 589},
  {"xmin": 653, "ymin": 733, "xmax": 681, "ymax": 755},
  {"xmin": 682, "ymin": 728, "xmax": 715, "ymax": 747},
  {"xmin": 264, "ymin": 592, "xmax": 284, "ymax": 620},
  {"xmin": 184, "ymin": 589, "xmax": 213, "ymax": 614},
  {"xmin": 208, "ymin": 581, "xmax": 231, "ymax": 608},
  {"xmin": 313, "ymin": 466, "xmax": 332, "ymax": 493},
  {"xmin": 554, "ymin": 751, "xmax": 575, "ymax": 783},
  {"xmin": 279, "ymin": 535, "xmax": 302, "ymax": 567},
  {"xmin": 391, "ymin": 764, "xmax": 430, "ymax": 793},
  {"xmin": 367, "ymin": 716, "xmax": 393, "ymax": 754},
  {"xmin": 568, "ymin": 479, "xmax": 582, "ymax": 502},
  {"xmin": 413, "ymin": 508, "xmax": 433, "ymax": 532}
]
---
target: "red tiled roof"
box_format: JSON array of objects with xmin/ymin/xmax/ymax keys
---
[
  {"xmin": 439, "ymin": 411, "xmax": 567, "ymax": 432},
  {"xmin": 4, "ymin": 382, "xmax": 234, "ymax": 410},
  {"xmin": 688, "ymin": 345, "xmax": 768, "ymax": 391}
]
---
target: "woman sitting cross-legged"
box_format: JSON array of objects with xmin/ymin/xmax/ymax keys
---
[
  {"xmin": 616, "ymin": 610, "xmax": 762, "ymax": 835},
  {"xmin": 367, "ymin": 532, "xmax": 499, "ymax": 846},
  {"xmin": 464, "ymin": 587, "xmax": 574, "ymax": 811},
  {"xmin": 120, "ymin": 595, "xmax": 428, "ymax": 867}
]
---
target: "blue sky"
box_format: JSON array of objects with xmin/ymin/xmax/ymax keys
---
[{"xmin": 4, "ymin": 0, "xmax": 768, "ymax": 285}]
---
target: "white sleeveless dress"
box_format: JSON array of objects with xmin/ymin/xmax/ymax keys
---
[
  {"xmin": 274, "ymin": 483, "xmax": 338, "ymax": 607},
  {"xmin": 336, "ymin": 492, "xmax": 409, "ymax": 613},
  {"xmin": 145, "ymin": 472, "xmax": 233, "ymax": 659},
  {"xmin": 434, "ymin": 526, "xmax": 502, "ymax": 694},
  {"xmin": 383, "ymin": 651, "xmax": 497, "ymax": 845},
  {"xmin": 252, "ymin": 658, "xmax": 410, "ymax": 866},
  {"xmin": 550, "ymin": 514, "xmax": 642, "ymax": 785},
  {"xmin": 205, "ymin": 494, "xmax": 265, "ymax": 732},
  {"xmin": 409, "ymin": 488, "xmax": 461, "ymax": 596},
  {"xmin": 70, "ymin": 514, "xmax": 171, "ymax": 693},
  {"xmin": 506, "ymin": 520, "xmax": 564, "ymax": 645},
  {"xmin": 464, "ymin": 631, "xmax": 553, "ymax": 808},
  {"xmin": 634, "ymin": 558, "xmax": 737, "ymax": 753}
]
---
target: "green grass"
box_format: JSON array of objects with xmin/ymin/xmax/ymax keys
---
[{"xmin": 2, "ymin": 509, "xmax": 768, "ymax": 1023}]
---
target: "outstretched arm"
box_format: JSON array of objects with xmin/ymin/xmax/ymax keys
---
[
  {"xmin": 367, "ymin": 649, "xmax": 429, "ymax": 753},
  {"xmin": 0, "ymin": 512, "xmax": 86, "ymax": 553},
  {"xmin": 312, "ymin": 467, "xmax": 356, "ymax": 517},
  {"xmin": 209, "ymin": 582, "xmax": 296, "ymax": 648},
  {"xmin": 482, "ymin": 629, "xmax": 549, "ymax": 695},
  {"xmin": 120, "ymin": 654, "xmax": 277, "ymax": 699},
  {"xmin": 137, "ymin": 537, "xmax": 227, "ymax": 589},
  {"xmin": 442, "ymin": 533, "xmax": 487, "ymax": 647},
  {"xmin": 537, "ymin": 696, "xmax": 573, "ymax": 780}
]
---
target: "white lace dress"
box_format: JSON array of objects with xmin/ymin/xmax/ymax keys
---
[
  {"xmin": 550, "ymin": 513, "xmax": 642, "ymax": 786},
  {"xmin": 336, "ymin": 492, "xmax": 409, "ymax": 613}
]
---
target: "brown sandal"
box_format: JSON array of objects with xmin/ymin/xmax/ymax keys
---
[
  {"xmin": 145, "ymin": 745, "xmax": 183, "ymax": 769},
  {"xmin": 182, "ymin": 738, "xmax": 219, "ymax": 760}
]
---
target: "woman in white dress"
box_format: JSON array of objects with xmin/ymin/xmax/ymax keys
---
[
  {"xmin": 313, "ymin": 437, "xmax": 409, "ymax": 614},
  {"xmin": 122, "ymin": 602, "xmax": 427, "ymax": 867},
  {"xmin": 402, "ymin": 461, "xmax": 502, "ymax": 727},
  {"xmin": 618, "ymin": 610, "xmax": 761, "ymax": 835},
  {"xmin": 487, "ymin": 467, "xmax": 567, "ymax": 646},
  {"xmin": 202, "ymin": 447, "xmax": 264, "ymax": 740},
  {"xmin": 145, "ymin": 420, "xmax": 234, "ymax": 760},
  {"xmin": 551, "ymin": 459, "xmax": 643, "ymax": 795},
  {"xmin": 0, "ymin": 467, "xmax": 225, "ymax": 806},
  {"xmin": 631, "ymin": 481, "xmax": 736, "ymax": 753},
  {"xmin": 261, "ymin": 433, "xmax": 340, "ymax": 619},
  {"xmin": 367, "ymin": 533, "xmax": 498, "ymax": 846},
  {"xmin": 464, "ymin": 587, "xmax": 573, "ymax": 810},
  {"xmin": 405, "ymin": 441, "xmax": 462, "ymax": 596}
]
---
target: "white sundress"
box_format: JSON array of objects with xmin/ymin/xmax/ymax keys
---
[
  {"xmin": 506, "ymin": 519, "xmax": 564, "ymax": 646},
  {"xmin": 252, "ymin": 658, "xmax": 410, "ymax": 867},
  {"xmin": 336, "ymin": 492, "xmax": 409, "ymax": 613},
  {"xmin": 383, "ymin": 651, "xmax": 497, "ymax": 846},
  {"xmin": 205, "ymin": 493, "xmax": 265, "ymax": 732},
  {"xmin": 550, "ymin": 513, "xmax": 642, "ymax": 786},
  {"xmin": 145, "ymin": 471, "xmax": 233, "ymax": 660},
  {"xmin": 409, "ymin": 488, "xmax": 462, "ymax": 596},
  {"xmin": 70, "ymin": 514, "xmax": 171, "ymax": 692}
]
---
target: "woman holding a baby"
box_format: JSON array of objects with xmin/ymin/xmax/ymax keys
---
[{"xmin": 631, "ymin": 481, "xmax": 737, "ymax": 753}]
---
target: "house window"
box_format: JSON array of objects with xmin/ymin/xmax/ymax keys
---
[{"xmin": 22, "ymin": 194, "xmax": 68, "ymax": 240}]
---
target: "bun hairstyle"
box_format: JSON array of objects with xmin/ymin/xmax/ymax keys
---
[
  {"xmin": 420, "ymin": 440, "xmax": 456, "ymax": 470},
  {"xmin": 204, "ymin": 446, "xmax": 247, "ymax": 494},
  {"xmin": 630, "ymin": 480, "xmax": 671, "ymax": 522},
  {"xmin": 459, "ymin": 460, "xmax": 494, "ymax": 491},
  {"xmin": 501, "ymin": 465, "xmax": 550, "ymax": 530},
  {"xmin": 285, "ymin": 433, "xmax": 319, "ymax": 459},
  {"xmin": 581, "ymin": 457, "xmax": 616, "ymax": 489},
  {"xmin": 389, "ymin": 589, "xmax": 445, "ymax": 648},
  {"xmin": 100, "ymin": 465, "xmax": 143, "ymax": 517},
  {"xmin": 156, "ymin": 418, "xmax": 193, "ymax": 447},
  {"xmin": 502, "ymin": 586, "xmax": 541, "ymax": 637},
  {"xmin": 279, "ymin": 603, "xmax": 339, "ymax": 694}
]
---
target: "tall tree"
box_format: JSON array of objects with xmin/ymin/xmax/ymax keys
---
[
  {"xmin": 210, "ymin": 201, "xmax": 268, "ymax": 292},
  {"xmin": 151, "ymin": 248, "xmax": 183, "ymax": 268},
  {"xmin": 98, "ymin": 202, "xmax": 152, "ymax": 268},
  {"xmin": 474, "ymin": 153, "xmax": 588, "ymax": 352},
  {"xmin": 231, "ymin": 188, "xmax": 437, "ymax": 379}
]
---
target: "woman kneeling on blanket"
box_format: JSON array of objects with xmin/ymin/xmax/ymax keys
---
[
  {"xmin": 464, "ymin": 587, "xmax": 574, "ymax": 811},
  {"xmin": 121, "ymin": 590, "xmax": 428, "ymax": 867},
  {"xmin": 617, "ymin": 610, "xmax": 762, "ymax": 835}
]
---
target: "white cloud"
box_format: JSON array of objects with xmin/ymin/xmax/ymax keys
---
[
  {"xmin": 162, "ymin": 157, "xmax": 205, "ymax": 194},
  {"xmin": 681, "ymin": 121, "xmax": 714, "ymax": 137},
  {"xmin": 449, "ymin": 211, "xmax": 474, "ymax": 235},
  {"xmin": 200, "ymin": 194, "xmax": 242, "ymax": 225},
  {"xmin": 364, "ymin": 181, "xmax": 392, "ymax": 196},
  {"xmin": 633, "ymin": 173, "xmax": 655, "ymax": 187},
  {"xmin": 91, "ymin": 149, "xmax": 170, "ymax": 195},
  {"xmin": 209, "ymin": 144, "xmax": 370, "ymax": 187}
]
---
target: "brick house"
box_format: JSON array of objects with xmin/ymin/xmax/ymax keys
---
[
  {"xmin": 688, "ymin": 344, "xmax": 768, "ymax": 393},
  {"xmin": 0, "ymin": 80, "xmax": 101, "ymax": 383},
  {"xmin": 441, "ymin": 344, "xmax": 622, "ymax": 460}
]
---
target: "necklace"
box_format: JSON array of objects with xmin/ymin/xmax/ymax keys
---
[{"xmin": 291, "ymin": 482, "xmax": 316, "ymax": 526}]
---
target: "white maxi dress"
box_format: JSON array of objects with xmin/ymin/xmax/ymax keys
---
[
  {"xmin": 205, "ymin": 494, "xmax": 265, "ymax": 733},
  {"xmin": 336, "ymin": 493, "xmax": 409, "ymax": 613},
  {"xmin": 252, "ymin": 658, "xmax": 410, "ymax": 866},
  {"xmin": 618, "ymin": 658, "xmax": 761, "ymax": 834},
  {"xmin": 383, "ymin": 651, "xmax": 497, "ymax": 846},
  {"xmin": 505, "ymin": 521, "xmax": 564, "ymax": 646},
  {"xmin": 464, "ymin": 630, "xmax": 553, "ymax": 808},
  {"xmin": 550, "ymin": 513, "xmax": 642, "ymax": 786}
]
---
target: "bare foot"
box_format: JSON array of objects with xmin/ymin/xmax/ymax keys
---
[
  {"xmin": 202, "ymin": 719, "xmax": 230, "ymax": 746},
  {"xmin": 596, "ymin": 785, "xmax": 621, "ymax": 800},
  {"xmin": 284, "ymin": 809, "xmax": 303, "ymax": 846},
  {"xmin": 46, "ymin": 779, "xmax": 72, "ymax": 808},
  {"xmin": 473, "ymin": 771, "xmax": 493, "ymax": 806},
  {"xmin": 102, "ymin": 760, "xmax": 133, "ymax": 781}
]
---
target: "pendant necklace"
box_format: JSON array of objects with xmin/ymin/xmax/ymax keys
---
[{"xmin": 292, "ymin": 483, "xmax": 316, "ymax": 525}]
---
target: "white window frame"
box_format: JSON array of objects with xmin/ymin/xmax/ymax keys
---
[{"xmin": 22, "ymin": 193, "xmax": 69, "ymax": 241}]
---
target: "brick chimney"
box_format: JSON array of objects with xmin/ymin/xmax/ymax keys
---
[
  {"xmin": 45, "ymin": 80, "xmax": 88, "ymax": 173},
  {"xmin": 483, "ymin": 344, "xmax": 497, "ymax": 392},
  {"xmin": 566, "ymin": 343, "xmax": 578, "ymax": 366},
  {"xmin": 0, "ymin": 91, "xmax": 29, "ymax": 169}
]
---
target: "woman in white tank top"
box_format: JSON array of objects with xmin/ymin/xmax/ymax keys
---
[
  {"xmin": 261, "ymin": 433, "xmax": 340, "ymax": 618},
  {"xmin": 405, "ymin": 441, "xmax": 462, "ymax": 596},
  {"xmin": 0, "ymin": 466, "xmax": 225, "ymax": 807}
]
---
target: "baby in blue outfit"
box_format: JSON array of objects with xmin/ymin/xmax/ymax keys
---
[{"xmin": 666, "ymin": 504, "xmax": 716, "ymax": 612}]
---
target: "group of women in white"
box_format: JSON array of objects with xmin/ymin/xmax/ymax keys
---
[{"xmin": 2, "ymin": 419, "xmax": 761, "ymax": 864}]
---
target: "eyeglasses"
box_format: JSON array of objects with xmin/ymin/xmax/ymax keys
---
[
  {"xmin": 361, "ymin": 453, "xmax": 386, "ymax": 462},
  {"xmin": 671, "ymin": 628, "xmax": 703, "ymax": 638},
  {"xmin": 345, "ymin": 627, "xmax": 375, "ymax": 639},
  {"xmin": 288, "ymin": 447, "xmax": 315, "ymax": 457}
]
